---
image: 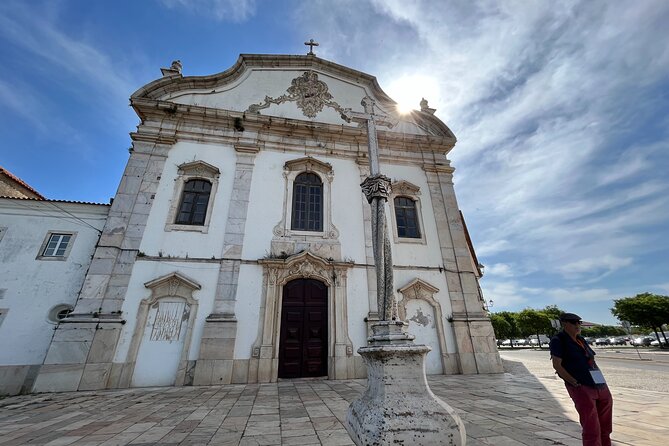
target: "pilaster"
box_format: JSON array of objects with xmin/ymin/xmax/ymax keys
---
[
  {"xmin": 423, "ymin": 164, "xmax": 503, "ymax": 374},
  {"xmin": 33, "ymin": 141, "xmax": 170, "ymax": 392},
  {"xmin": 194, "ymin": 143, "xmax": 259, "ymax": 385}
]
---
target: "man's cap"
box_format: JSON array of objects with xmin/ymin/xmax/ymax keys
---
[{"xmin": 559, "ymin": 312, "xmax": 582, "ymax": 322}]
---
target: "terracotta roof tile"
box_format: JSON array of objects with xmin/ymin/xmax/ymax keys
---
[
  {"xmin": 0, "ymin": 166, "xmax": 46, "ymax": 199},
  {"xmin": 0, "ymin": 195, "xmax": 109, "ymax": 206}
]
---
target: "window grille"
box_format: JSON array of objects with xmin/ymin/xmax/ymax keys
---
[
  {"xmin": 291, "ymin": 173, "xmax": 323, "ymax": 231},
  {"xmin": 394, "ymin": 197, "xmax": 421, "ymax": 238},
  {"xmin": 176, "ymin": 180, "xmax": 212, "ymax": 225}
]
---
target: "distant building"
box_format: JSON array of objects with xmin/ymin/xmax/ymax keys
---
[
  {"xmin": 1, "ymin": 53, "xmax": 503, "ymax": 395},
  {"xmin": 0, "ymin": 166, "xmax": 45, "ymax": 200}
]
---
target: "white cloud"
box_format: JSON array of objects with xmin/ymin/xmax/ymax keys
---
[
  {"xmin": 649, "ymin": 284, "xmax": 669, "ymax": 295},
  {"xmin": 484, "ymin": 263, "xmax": 515, "ymax": 278},
  {"xmin": 542, "ymin": 287, "xmax": 613, "ymax": 303},
  {"xmin": 159, "ymin": 0, "xmax": 257, "ymax": 22},
  {"xmin": 560, "ymin": 256, "xmax": 633, "ymax": 276},
  {"xmin": 0, "ymin": 79, "xmax": 47, "ymax": 132},
  {"xmin": 481, "ymin": 281, "xmax": 528, "ymax": 308},
  {"xmin": 0, "ymin": 3, "xmax": 135, "ymax": 112},
  {"xmin": 476, "ymin": 239, "xmax": 512, "ymax": 257},
  {"xmin": 483, "ymin": 280, "xmax": 615, "ymax": 311}
]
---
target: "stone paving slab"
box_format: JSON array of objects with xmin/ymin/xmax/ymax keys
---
[{"xmin": 1, "ymin": 373, "xmax": 666, "ymax": 445}]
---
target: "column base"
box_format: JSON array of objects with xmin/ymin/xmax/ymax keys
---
[{"xmin": 346, "ymin": 321, "xmax": 466, "ymax": 446}]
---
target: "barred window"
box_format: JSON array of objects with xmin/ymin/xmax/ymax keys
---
[
  {"xmin": 394, "ymin": 197, "xmax": 421, "ymax": 238},
  {"xmin": 176, "ymin": 179, "xmax": 212, "ymax": 225},
  {"xmin": 291, "ymin": 173, "xmax": 323, "ymax": 231}
]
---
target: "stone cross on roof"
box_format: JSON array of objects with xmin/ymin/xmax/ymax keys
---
[{"xmin": 304, "ymin": 39, "xmax": 319, "ymax": 55}]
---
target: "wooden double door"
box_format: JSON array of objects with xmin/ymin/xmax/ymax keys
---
[{"xmin": 278, "ymin": 279, "xmax": 328, "ymax": 379}]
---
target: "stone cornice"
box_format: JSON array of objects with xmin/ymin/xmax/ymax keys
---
[
  {"xmin": 130, "ymin": 98, "xmax": 456, "ymax": 158},
  {"xmin": 451, "ymin": 311, "xmax": 490, "ymax": 322},
  {"xmin": 423, "ymin": 163, "xmax": 456, "ymax": 174},
  {"xmin": 133, "ymin": 54, "xmax": 394, "ymax": 105},
  {"xmin": 130, "ymin": 54, "xmax": 456, "ymax": 139}
]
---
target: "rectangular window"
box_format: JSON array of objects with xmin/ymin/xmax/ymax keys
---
[{"xmin": 43, "ymin": 233, "xmax": 72, "ymax": 257}]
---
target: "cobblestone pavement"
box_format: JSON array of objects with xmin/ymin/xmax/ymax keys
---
[
  {"xmin": 1, "ymin": 372, "xmax": 666, "ymax": 445},
  {"xmin": 501, "ymin": 348, "xmax": 669, "ymax": 393}
]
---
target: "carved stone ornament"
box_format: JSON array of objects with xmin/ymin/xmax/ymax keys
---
[
  {"xmin": 392, "ymin": 180, "xmax": 420, "ymax": 197},
  {"xmin": 246, "ymin": 71, "xmax": 346, "ymax": 119},
  {"xmin": 361, "ymin": 174, "xmax": 392, "ymax": 203}
]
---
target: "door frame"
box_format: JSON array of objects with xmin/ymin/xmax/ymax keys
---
[
  {"xmin": 252, "ymin": 251, "xmax": 354, "ymax": 382},
  {"xmin": 278, "ymin": 278, "xmax": 329, "ymax": 378},
  {"xmin": 122, "ymin": 272, "xmax": 200, "ymax": 388}
]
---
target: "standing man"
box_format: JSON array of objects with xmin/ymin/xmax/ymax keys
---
[{"xmin": 550, "ymin": 313, "xmax": 613, "ymax": 446}]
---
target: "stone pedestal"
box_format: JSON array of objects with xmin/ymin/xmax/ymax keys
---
[{"xmin": 346, "ymin": 321, "xmax": 466, "ymax": 446}]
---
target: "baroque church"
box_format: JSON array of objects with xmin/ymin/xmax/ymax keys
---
[{"xmin": 1, "ymin": 51, "xmax": 502, "ymax": 395}]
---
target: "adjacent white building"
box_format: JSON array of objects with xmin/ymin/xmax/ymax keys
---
[
  {"xmin": 0, "ymin": 196, "xmax": 108, "ymax": 395},
  {"xmin": 2, "ymin": 53, "xmax": 502, "ymax": 395}
]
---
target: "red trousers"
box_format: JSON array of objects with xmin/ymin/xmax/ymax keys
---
[{"xmin": 566, "ymin": 384, "xmax": 613, "ymax": 446}]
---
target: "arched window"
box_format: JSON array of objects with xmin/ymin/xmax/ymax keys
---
[
  {"xmin": 176, "ymin": 179, "xmax": 212, "ymax": 225},
  {"xmin": 394, "ymin": 196, "xmax": 421, "ymax": 238},
  {"xmin": 291, "ymin": 172, "xmax": 323, "ymax": 231}
]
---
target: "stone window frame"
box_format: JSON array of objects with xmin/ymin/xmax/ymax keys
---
[
  {"xmin": 165, "ymin": 161, "xmax": 220, "ymax": 233},
  {"xmin": 291, "ymin": 172, "xmax": 324, "ymax": 232},
  {"xmin": 36, "ymin": 231, "xmax": 77, "ymax": 261},
  {"xmin": 273, "ymin": 157, "xmax": 339, "ymax": 240},
  {"xmin": 122, "ymin": 272, "xmax": 200, "ymax": 388},
  {"xmin": 252, "ymin": 251, "xmax": 353, "ymax": 383},
  {"xmin": 397, "ymin": 278, "xmax": 450, "ymax": 373},
  {"xmin": 390, "ymin": 180, "xmax": 426, "ymax": 245}
]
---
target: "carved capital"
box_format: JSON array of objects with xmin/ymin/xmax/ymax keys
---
[{"xmin": 361, "ymin": 174, "xmax": 392, "ymax": 203}]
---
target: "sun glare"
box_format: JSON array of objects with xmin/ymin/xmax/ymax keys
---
[{"xmin": 387, "ymin": 75, "xmax": 440, "ymax": 115}]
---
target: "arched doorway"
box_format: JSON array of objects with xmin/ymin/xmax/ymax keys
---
[{"xmin": 278, "ymin": 278, "xmax": 328, "ymax": 378}]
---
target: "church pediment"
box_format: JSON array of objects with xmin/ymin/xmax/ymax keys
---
[
  {"xmin": 144, "ymin": 272, "xmax": 201, "ymax": 300},
  {"xmin": 391, "ymin": 180, "xmax": 421, "ymax": 196},
  {"xmin": 130, "ymin": 54, "xmax": 455, "ymax": 138},
  {"xmin": 177, "ymin": 160, "xmax": 220, "ymax": 178},
  {"xmin": 284, "ymin": 157, "xmax": 333, "ymax": 175}
]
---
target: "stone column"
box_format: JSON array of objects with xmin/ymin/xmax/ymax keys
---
[
  {"xmin": 33, "ymin": 139, "xmax": 171, "ymax": 392},
  {"xmin": 193, "ymin": 143, "xmax": 259, "ymax": 386},
  {"xmin": 356, "ymin": 159, "xmax": 379, "ymax": 329},
  {"xmin": 423, "ymin": 163, "xmax": 503, "ymax": 374}
]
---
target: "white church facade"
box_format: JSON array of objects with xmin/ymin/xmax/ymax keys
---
[{"xmin": 1, "ymin": 53, "xmax": 502, "ymax": 395}]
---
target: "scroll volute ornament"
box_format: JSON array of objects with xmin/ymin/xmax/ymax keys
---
[{"xmin": 246, "ymin": 71, "xmax": 346, "ymax": 119}]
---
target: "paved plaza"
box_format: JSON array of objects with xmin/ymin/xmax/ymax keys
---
[{"xmin": 1, "ymin": 371, "xmax": 666, "ymax": 446}]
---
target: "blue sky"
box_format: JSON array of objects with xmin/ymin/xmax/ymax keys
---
[{"xmin": 2, "ymin": 0, "xmax": 668, "ymax": 325}]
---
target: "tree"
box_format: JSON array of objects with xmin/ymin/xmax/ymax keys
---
[
  {"xmin": 490, "ymin": 314, "xmax": 512, "ymax": 343},
  {"xmin": 542, "ymin": 305, "xmax": 564, "ymax": 321},
  {"xmin": 611, "ymin": 293, "xmax": 669, "ymax": 346},
  {"xmin": 495, "ymin": 311, "xmax": 521, "ymax": 347},
  {"xmin": 541, "ymin": 305, "xmax": 564, "ymax": 335},
  {"xmin": 516, "ymin": 309, "xmax": 552, "ymax": 347},
  {"xmin": 581, "ymin": 326, "xmax": 626, "ymax": 338}
]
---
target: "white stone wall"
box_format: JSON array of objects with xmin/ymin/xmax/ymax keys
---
[
  {"xmin": 23, "ymin": 54, "xmax": 500, "ymax": 393},
  {"xmin": 0, "ymin": 199, "xmax": 108, "ymax": 394},
  {"xmin": 166, "ymin": 69, "xmax": 429, "ymax": 137},
  {"xmin": 109, "ymin": 141, "xmax": 458, "ymax": 371}
]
